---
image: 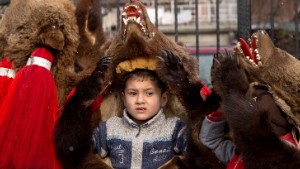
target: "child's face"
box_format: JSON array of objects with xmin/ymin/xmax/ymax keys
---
[{"xmin": 122, "ymin": 77, "xmax": 168, "ymax": 125}]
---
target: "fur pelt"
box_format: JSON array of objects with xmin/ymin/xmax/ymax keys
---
[
  {"xmin": 224, "ymin": 93, "xmax": 300, "ymax": 169},
  {"xmin": 55, "ymin": 0, "xmax": 223, "ymax": 168},
  {"xmin": 0, "ymin": 0, "xmax": 79, "ymax": 105},
  {"xmin": 54, "ymin": 56, "xmax": 112, "ymax": 169},
  {"xmin": 212, "ymin": 50, "xmax": 300, "ymax": 169},
  {"xmin": 235, "ymin": 30, "xmax": 300, "ymax": 128}
]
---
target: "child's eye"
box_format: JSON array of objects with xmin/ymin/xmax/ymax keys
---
[
  {"xmin": 128, "ymin": 92, "xmax": 136, "ymax": 96},
  {"xmin": 146, "ymin": 92, "xmax": 153, "ymax": 96}
]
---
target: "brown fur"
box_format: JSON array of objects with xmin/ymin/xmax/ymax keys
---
[
  {"xmin": 66, "ymin": 0, "xmax": 108, "ymax": 96},
  {"xmin": 235, "ymin": 30, "xmax": 300, "ymax": 127},
  {"xmin": 101, "ymin": 1, "xmax": 200, "ymax": 121},
  {"xmin": 224, "ymin": 93, "xmax": 300, "ymax": 169},
  {"xmin": 0, "ymin": 0, "xmax": 79, "ymax": 105},
  {"xmin": 211, "ymin": 51, "xmax": 250, "ymax": 97},
  {"xmin": 212, "ymin": 49, "xmax": 300, "ymax": 169},
  {"xmin": 57, "ymin": 1, "xmax": 222, "ymax": 168},
  {"xmin": 54, "ymin": 57, "xmax": 113, "ymax": 169},
  {"xmin": 99, "ymin": 1, "xmax": 222, "ymax": 168},
  {"xmin": 74, "ymin": 0, "xmax": 106, "ymax": 73}
]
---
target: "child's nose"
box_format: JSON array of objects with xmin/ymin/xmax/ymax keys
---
[{"xmin": 136, "ymin": 94, "xmax": 145, "ymax": 103}]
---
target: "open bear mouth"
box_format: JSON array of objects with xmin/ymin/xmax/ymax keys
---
[
  {"xmin": 121, "ymin": 2, "xmax": 149, "ymax": 40},
  {"xmin": 237, "ymin": 32, "xmax": 265, "ymax": 67}
]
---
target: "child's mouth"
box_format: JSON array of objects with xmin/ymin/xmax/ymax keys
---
[{"xmin": 136, "ymin": 107, "xmax": 146, "ymax": 113}]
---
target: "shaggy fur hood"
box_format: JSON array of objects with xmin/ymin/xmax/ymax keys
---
[{"xmin": 0, "ymin": 0, "xmax": 79, "ymax": 105}]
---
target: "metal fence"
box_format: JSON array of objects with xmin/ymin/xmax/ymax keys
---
[
  {"xmin": 96, "ymin": 0, "xmax": 300, "ymax": 85},
  {"xmin": 98, "ymin": 0, "xmax": 299, "ymax": 59}
]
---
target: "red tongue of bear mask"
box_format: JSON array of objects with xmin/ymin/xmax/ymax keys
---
[
  {"xmin": 239, "ymin": 37, "xmax": 258, "ymax": 64},
  {"xmin": 235, "ymin": 30, "xmax": 300, "ymax": 129}
]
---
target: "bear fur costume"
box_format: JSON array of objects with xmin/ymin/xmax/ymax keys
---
[
  {"xmin": 0, "ymin": 0, "xmax": 107, "ymax": 109},
  {"xmin": 0, "ymin": 0, "xmax": 79, "ymax": 105},
  {"xmin": 55, "ymin": 0, "xmax": 223, "ymax": 168},
  {"xmin": 235, "ymin": 30, "xmax": 300, "ymax": 128},
  {"xmin": 211, "ymin": 30, "xmax": 300, "ymax": 169}
]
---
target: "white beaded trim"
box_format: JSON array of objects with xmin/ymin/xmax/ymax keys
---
[
  {"xmin": 27, "ymin": 56, "xmax": 52, "ymax": 70},
  {"xmin": 26, "ymin": 57, "xmax": 32, "ymax": 66},
  {"xmin": 0, "ymin": 67, "xmax": 16, "ymax": 78}
]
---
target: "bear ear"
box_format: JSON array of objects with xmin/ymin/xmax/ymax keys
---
[{"xmin": 40, "ymin": 26, "xmax": 65, "ymax": 50}]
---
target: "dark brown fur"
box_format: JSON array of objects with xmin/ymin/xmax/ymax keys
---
[
  {"xmin": 224, "ymin": 93, "xmax": 300, "ymax": 169},
  {"xmin": 54, "ymin": 57, "xmax": 112, "ymax": 169},
  {"xmin": 213, "ymin": 50, "xmax": 300, "ymax": 169}
]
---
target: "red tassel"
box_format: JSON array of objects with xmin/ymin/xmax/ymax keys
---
[
  {"xmin": 0, "ymin": 58, "xmax": 15, "ymax": 113},
  {"xmin": 0, "ymin": 48, "xmax": 62, "ymax": 169}
]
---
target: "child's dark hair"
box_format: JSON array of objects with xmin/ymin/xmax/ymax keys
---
[{"xmin": 121, "ymin": 69, "xmax": 167, "ymax": 93}]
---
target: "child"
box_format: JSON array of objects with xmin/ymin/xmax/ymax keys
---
[{"xmin": 92, "ymin": 68, "xmax": 188, "ymax": 169}]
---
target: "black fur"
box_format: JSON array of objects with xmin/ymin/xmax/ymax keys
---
[{"xmin": 54, "ymin": 57, "xmax": 112, "ymax": 169}]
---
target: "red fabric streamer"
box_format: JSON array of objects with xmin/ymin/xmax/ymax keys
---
[{"xmin": 0, "ymin": 48, "xmax": 62, "ymax": 169}]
